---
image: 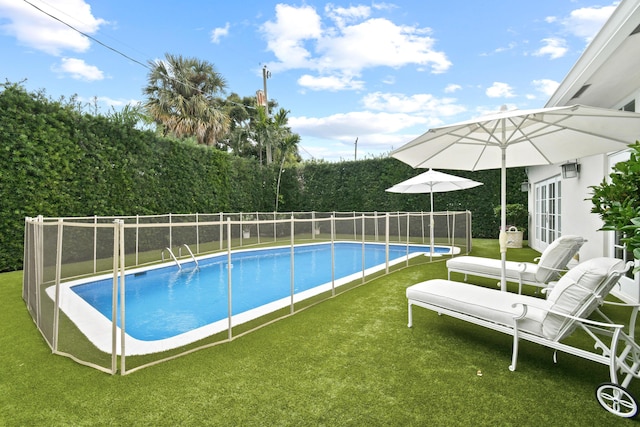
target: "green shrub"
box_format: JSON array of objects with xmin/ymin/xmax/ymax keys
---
[{"xmin": 0, "ymin": 82, "xmax": 526, "ymax": 271}]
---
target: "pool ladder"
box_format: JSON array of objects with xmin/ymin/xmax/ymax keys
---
[{"xmin": 161, "ymin": 244, "xmax": 199, "ymax": 270}]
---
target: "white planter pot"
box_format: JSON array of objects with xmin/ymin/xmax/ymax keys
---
[{"xmin": 505, "ymin": 226, "xmax": 523, "ymax": 248}]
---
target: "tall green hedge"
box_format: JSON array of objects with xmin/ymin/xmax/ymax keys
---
[
  {"xmin": 294, "ymin": 158, "xmax": 526, "ymax": 237},
  {"xmin": 0, "ymin": 83, "xmax": 525, "ymax": 271}
]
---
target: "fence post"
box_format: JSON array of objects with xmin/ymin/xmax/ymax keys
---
[
  {"xmin": 374, "ymin": 211, "xmax": 379, "ymax": 241},
  {"xmin": 135, "ymin": 215, "xmax": 140, "ymax": 267},
  {"xmin": 227, "ymin": 218, "xmax": 232, "ymax": 340},
  {"xmin": 406, "ymin": 212, "xmax": 410, "ymax": 266},
  {"xmin": 256, "ymin": 211, "xmax": 261, "ymax": 244},
  {"xmin": 331, "ymin": 215, "xmax": 335, "ymax": 296},
  {"xmin": 272, "ymin": 212, "xmax": 276, "ymax": 243},
  {"xmin": 385, "ymin": 213, "xmax": 390, "ymax": 273},
  {"xmin": 117, "ymin": 220, "xmax": 126, "ymax": 375},
  {"xmin": 361, "ymin": 213, "xmax": 365, "ymax": 283},
  {"xmin": 93, "ymin": 215, "xmax": 98, "ymax": 274},
  {"xmin": 195, "ymin": 213, "xmax": 200, "ymax": 254},
  {"xmin": 35, "ymin": 215, "xmax": 44, "ymax": 326},
  {"xmin": 290, "ymin": 215, "xmax": 295, "ymax": 314},
  {"xmin": 169, "ymin": 213, "xmax": 173, "ymax": 250},
  {"xmin": 52, "ymin": 218, "xmax": 64, "ymax": 353},
  {"xmin": 111, "ymin": 219, "xmax": 119, "ymax": 374}
]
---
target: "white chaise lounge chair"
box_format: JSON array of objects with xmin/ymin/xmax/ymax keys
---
[
  {"xmin": 446, "ymin": 235, "xmax": 586, "ymax": 293},
  {"xmin": 407, "ymin": 257, "xmax": 640, "ymax": 418}
]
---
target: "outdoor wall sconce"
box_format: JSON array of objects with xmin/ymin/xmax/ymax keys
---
[
  {"xmin": 561, "ymin": 161, "xmax": 580, "ymax": 179},
  {"xmin": 520, "ymin": 181, "xmax": 530, "ymax": 192}
]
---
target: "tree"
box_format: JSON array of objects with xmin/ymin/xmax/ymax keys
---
[
  {"xmin": 252, "ymin": 107, "xmax": 295, "ymax": 165},
  {"xmin": 143, "ymin": 53, "xmax": 229, "ymax": 146},
  {"xmin": 590, "ymin": 141, "xmax": 640, "ymax": 270},
  {"xmin": 217, "ymin": 93, "xmax": 257, "ymax": 156},
  {"xmin": 275, "ymin": 133, "xmax": 301, "ymax": 211}
]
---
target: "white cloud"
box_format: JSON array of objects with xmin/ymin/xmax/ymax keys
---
[
  {"xmin": 261, "ymin": 4, "xmax": 451, "ymax": 92},
  {"xmin": 362, "ymin": 92, "xmax": 466, "ymax": 117},
  {"xmin": 289, "ymin": 91, "xmax": 468, "ymax": 159},
  {"xmin": 444, "ymin": 84, "xmax": 461, "ymax": 93},
  {"xmin": 316, "ymin": 18, "xmax": 450, "ymax": 73},
  {"xmin": 486, "ymin": 82, "xmax": 515, "ymax": 98},
  {"xmin": 298, "ymin": 74, "xmax": 364, "ymax": 91},
  {"xmin": 261, "ymin": 4, "xmax": 322, "ymax": 69},
  {"xmin": 52, "ymin": 57, "xmax": 104, "ymax": 81},
  {"xmin": 382, "ymin": 75, "xmax": 396, "ymax": 85},
  {"xmin": 95, "ymin": 96, "xmax": 139, "ymax": 108},
  {"xmin": 562, "ymin": 4, "xmax": 617, "ymax": 42},
  {"xmin": 532, "ymin": 79, "xmax": 559, "ymax": 97},
  {"xmin": 0, "ymin": 0, "xmax": 107, "ymax": 55},
  {"xmin": 533, "ymin": 37, "xmax": 568, "ymax": 59},
  {"xmin": 325, "ymin": 4, "xmax": 371, "ymax": 28},
  {"xmin": 493, "ymin": 41, "xmax": 517, "ymax": 54},
  {"xmin": 211, "ymin": 22, "xmax": 230, "ymax": 44},
  {"xmin": 290, "ymin": 111, "xmax": 436, "ymax": 152}
]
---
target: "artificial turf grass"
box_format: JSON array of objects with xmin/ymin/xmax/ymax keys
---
[{"xmin": 2, "ymin": 240, "xmax": 639, "ymax": 426}]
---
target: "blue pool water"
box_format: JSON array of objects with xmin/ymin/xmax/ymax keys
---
[{"xmin": 72, "ymin": 242, "xmax": 445, "ymax": 341}]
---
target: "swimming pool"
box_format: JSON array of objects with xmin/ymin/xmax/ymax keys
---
[{"xmin": 52, "ymin": 242, "xmax": 455, "ymax": 354}]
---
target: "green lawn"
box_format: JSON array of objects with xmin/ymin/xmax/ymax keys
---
[{"xmin": 1, "ymin": 240, "xmax": 638, "ymax": 426}]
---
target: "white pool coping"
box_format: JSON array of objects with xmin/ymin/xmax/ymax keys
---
[{"xmin": 48, "ymin": 242, "xmax": 458, "ymax": 355}]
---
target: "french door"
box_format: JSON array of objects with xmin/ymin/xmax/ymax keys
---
[{"xmin": 534, "ymin": 176, "xmax": 562, "ymax": 250}]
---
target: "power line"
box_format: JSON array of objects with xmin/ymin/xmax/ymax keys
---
[
  {"xmin": 23, "ymin": 0, "xmax": 151, "ymax": 70},
  {"xmin": 22, "ymin": 0, "xmax": 262, "ymax": 113}
]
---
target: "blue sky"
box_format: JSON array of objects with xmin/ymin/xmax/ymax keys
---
[{"xmin": 0, "ymin": 0, "xmax": 619, "ymax": 161}]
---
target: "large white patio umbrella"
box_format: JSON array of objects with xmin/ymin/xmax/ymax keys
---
[
  {"xmin": 386, "ymin": 169, "xmax": 483, "ymax": 258},
  {"xmin": 390, "ymin": 104, "xmax": 640, "ymax": 291}
]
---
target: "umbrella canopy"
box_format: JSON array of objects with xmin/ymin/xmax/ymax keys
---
[
  {"xmin": 390, "ymin": 104, "xmax": 640, "ymax": 291},
  {"xmin": 386, "ymin": 169, "xmax": 483, "ymax": 258},
  {"xmin": 386, "ymin": 168, "xmax": 483, "ymax": 194}
]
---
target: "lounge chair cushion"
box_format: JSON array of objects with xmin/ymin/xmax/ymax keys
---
[
  {"xmin": 445, "ymin": 235, "xmax": 586, "ymax": 289},
  {"xmin": 534, "ymin": 235, "xmax": 585, "ymax": 282},
  {"xmin": 542, "ymin": 257, "xmax": 625, "ymax": 340},
  {"xmin": 406, "ymin": 279, "xmax": 548, "ymax": 336},
  {"xmin": 446, "ymin": 257, "xmax": 537, "ymax": 282}
]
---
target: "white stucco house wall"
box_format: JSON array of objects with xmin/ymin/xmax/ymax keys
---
[{"xmin": 527, "ymin": 0, "xmax": 640, "ymax": 262}]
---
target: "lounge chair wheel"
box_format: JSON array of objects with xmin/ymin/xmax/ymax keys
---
[{"xmin": 595, "ymin": 382, "xmax": 638, "ymax": 418}]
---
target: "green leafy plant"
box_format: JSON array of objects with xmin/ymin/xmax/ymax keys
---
[
  {"xmin": 494, "ymin": 203, "xmax": 528, "ymax": 234},
  {"xmin": 589, "ymin": 141, "xmax": 640, "ymax": 272}
]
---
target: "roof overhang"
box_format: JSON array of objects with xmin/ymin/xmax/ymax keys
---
[{"xmin": 546, "ymin": 0, "xmax": 640, "ymax": 108}]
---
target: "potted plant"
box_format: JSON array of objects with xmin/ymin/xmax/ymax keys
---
[
  {"xmin": 590, "ymin": 141, "xmax": 640, "ymax": 273},
  {"xmin": 242, "ymin": 214, "xmax": 253, "ymax": 239},
  {"xmin": 494, "ymin": 203, "xmax": 528, "ymax": 248}
]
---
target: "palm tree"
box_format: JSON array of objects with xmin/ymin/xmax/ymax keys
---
[
  {"xmin": 253, "ymin": 107, "xmax": 292, "ymax": 164},
  {"xmin": 144, "ymin": 53, "xmax": 229, "ymax": 146}
]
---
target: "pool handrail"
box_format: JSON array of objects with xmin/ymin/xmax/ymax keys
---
[
  {"xmin": 181, "ymin": 244, "xmax": 199, "ymax": 270},
  {"xmin": 161, "ymin": 247, "xmax": 182, "ymax": 270}
]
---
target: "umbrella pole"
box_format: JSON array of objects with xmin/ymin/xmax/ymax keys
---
[
  {"xmin": 499, "ymin": 144, "xmax": 508, "ymax": 291},
  {"xmin": 430, "ymin": 187, "xmax": 434, "ymax": 260}
]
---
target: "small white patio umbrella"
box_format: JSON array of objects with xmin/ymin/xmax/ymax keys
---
[
  {"xmin": 386, "ymin": 169, "xmax": 483, "ymax": 258},
  {"xmin": 391, "ymin": 104, "xmax": 640, "ymax": 291}
]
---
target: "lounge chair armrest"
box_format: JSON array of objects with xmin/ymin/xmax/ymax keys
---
[
  {"xmin": 602, "ymin": 300, "xmax": 640, "ymax": 308},
  {"xmin": 540, "ymin": 266, "xmax": 570, "ymax": 273},
  {"xmin": 511, "ymin": 303, "xmax": 625, "ymax": 330},
  {"xmin": 540, "ymin": 286, "xmax": 553, "ymax": 295},
  {"xmin": 510, "ymin": 301, "xmax": 550, "ymax": 320},
  {"xmin": 515, "ymin": 262, "xmax": 568, "ymax": 274},
  {"xmin": 545, "ymin": 307, "xmax": 625, "ymax": 330}
]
